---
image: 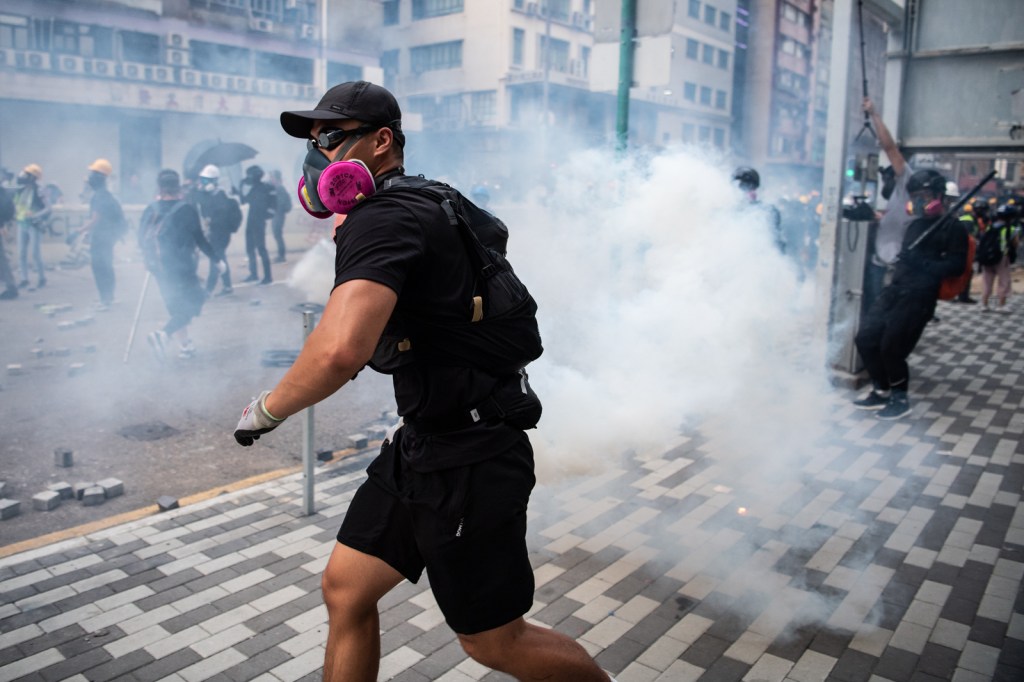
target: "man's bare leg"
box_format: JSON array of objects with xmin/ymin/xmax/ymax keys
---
[
  {"xmin": 458, "ymin": 617, "xmax": 611, "ymax": 681},
  {"xmin": 321, "ymin": 542, "xmax": 404, "ymax": 682}
]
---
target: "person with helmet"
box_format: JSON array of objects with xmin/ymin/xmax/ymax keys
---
[
  {"xmin": 267, "ymin": 169, "xmax": 292, "ymax": 263},
  {"xmin": 733, "ymin": 166, "xmax": 785, "ymax": 253},
  {"xmin": 139, "ymin": 169, "xmax": 216, "ymax": 360},
  {"xmin": 13, "ymin": 163, "xmax": 52, "ymax": 290},
  {"xmin": 862, "ymin": 97, "xmax": 915, "ymax": 314},
  {"xmin": 81, "ymin": 159, "xmax": 126, "ymax": 309},
  {"xmin": 953, "ymin": 199, "xmax": 984, "ymax": 305},
  {"xmin": 853, "ymin": 169, "xmax": 968, "ymax": 419},
  {"xmin": 236, "ymin": 164, "xmax": 276, "ymax": 284},
  {"xmin": 978, "ymin": 203, "xmax": 1019, "ymax": 313},
  {"xmin": 194, "ymin": 164, "xmax": 241, "ymax": 296}
]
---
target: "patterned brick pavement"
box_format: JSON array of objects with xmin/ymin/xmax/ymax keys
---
[{"xmin": 1, "ymin": 298, "xmax": 1022, "ymax": 681}]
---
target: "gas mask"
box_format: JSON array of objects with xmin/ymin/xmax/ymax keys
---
[
  {"xmin": 87, "ymin": 172, "xmax": 106, "ymax": 190},
  {"xmin": 297, "ymin": 145, "xmax": 375, "ymax": 218},
  {"xmin": 16, "ymin": 173, "xmax": 31, "ymax": 186},
  {"xmin": 906, "ymin": 196, "xmax": 943, "ymax": 218},
  {"xmin": 198, "ymin": 178, "xmax": 217, "ymax": 193}
]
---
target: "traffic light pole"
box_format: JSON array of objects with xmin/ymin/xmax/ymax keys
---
[{"xmin": 615, "ymin": 0, "xmax": 637, "ymax": 153}]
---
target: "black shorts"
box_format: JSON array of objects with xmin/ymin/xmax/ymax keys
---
[{"xmin": 337, "ymin": 425, "xmax": 536, "ymax": 635}]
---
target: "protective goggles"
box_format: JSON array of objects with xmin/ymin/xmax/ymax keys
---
[{"xmin": 307, "ymin": 126, "xmax": 375, "ymax": 152}]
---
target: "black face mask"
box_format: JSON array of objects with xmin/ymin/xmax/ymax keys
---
[
  {"xmin": 87, "ymin": 172, "xmax": 105, "ymax": 190},
  {"xmin": 16, "ymin": 174, "xmax": 31, "ymax": 186}
]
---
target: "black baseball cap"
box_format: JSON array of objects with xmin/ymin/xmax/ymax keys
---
[{"xmin": 280, "ymin": 81, "xmax": 404, "ymax": 146}]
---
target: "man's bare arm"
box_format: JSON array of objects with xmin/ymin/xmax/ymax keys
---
[
  {"xmin": 263, "ymin": 279, "xmax": 397, "ymax": 419},
  {"xmin": 864, "ymin": 97, "xmax": 905, "ymax": 176}
]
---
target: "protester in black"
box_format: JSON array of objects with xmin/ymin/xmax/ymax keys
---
[
  {"xmin": 854, "ymin": 169, "xmax": 968, "ymax": 419},
  {"xmin": 194, "ymin": 165, "xmax": 240, "ymax": 296},
  {"xmin": 81, "ymin": 159, "xmax": 125, "ymax": 309},
  {"xmin": 237, "ymin": 165, "xmax": 275, "ymax": 284},
  {"xmin": 231, "ymin": 81, "xmax": 611, "ymax": 682},
  {"xmin": 0, "ymin": 170, "xmax": 18, "ymax": 299},
  {"xmin": 141, "ymin": 169, "xmax": 215, "ymax": 360},
  {"xmin": 268, "ymin": 169, "xmax": 292, "ymax": 263}
]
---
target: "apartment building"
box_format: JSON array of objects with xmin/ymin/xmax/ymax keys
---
[{"xmin": 0, "ymin": 0, "xmax": 380, "ymax": 198}]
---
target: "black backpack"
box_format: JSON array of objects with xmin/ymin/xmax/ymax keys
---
[
  {"xmin": 0, "ymin": 188, "xmax": 13, "ymax": 226},
  {"xmin": 139, "ymin": 200, "xmax": 186, "ymax": 275},
  {"xmin": 975, "ymin": 227, "xmax": 1003, "ymax": 266},
  {"xmin": 367, "ymin": 176, "xmax": 543, "ymax": 375}
]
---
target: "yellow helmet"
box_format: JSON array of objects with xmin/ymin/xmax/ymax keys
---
[
  {"xmin": 22, "ymin": 163, "xmax": 42, "ymax": 179},
  {"xmin": 88, "ymin": 158, "xmax": 113, "ymax": 176}
]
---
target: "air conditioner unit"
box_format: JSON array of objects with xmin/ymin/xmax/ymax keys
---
[
  {"xmin": 230, "ymin": 77, "xmax": 249, "ymax": 91},
  {"xmin": 209, "ymin": 74, "xmax": 224, "ymax": 88},
  {"xmin": 0, "ymin": 48, "xmax": 14, "ymax": 67},
  {"xmin": 166, "ymin": 32, "xmax": 189, "ymax": 49},
  {"xmin": 20, "ymin": 50, "xmax": 52, "ymax": 70},
  {"xmin": 149, "ymin": 66, "xmax": 173, "ymax": 83},
  {"xmin": 283, "ymin": 82, "xmax": 299, "ymax": 97},
  {"xmin": 179, "ymin": 68, "xmax": 200, "ymax": 86},
  {"xmin": 526, "ymin": 3, "xmax": 538, "ymax": 16},
  {"xmin": 572, "ymin": 12, "xmax": 583, "ymax": 27},
  {"xmin": 57, "ymin": 55, "xmax": 86, "ymax": 74},
  {"xmin": 302, "ymin": 85, "xmax": 317, "ymax": 98},
  {"xmin": 166, "ymin": 48, "xmax": 189, "ymax": 67},
  {"xmin": 86, "ymin": 58, "xmax": 118, "ymax": 77},
  {"xmin": 299, "ymin": 23, "xmax": 317, "ymax": 40},
  {"xmin": 250, "ymin": 18, "xmax": 274, "ymax": 32},
  {"xmin": 285, "ymin": 0, "xmax": 298, "ymax": 8},
  {"xmin": 120, "ymin": 61, "xmax": 146, "ymax": 79},
  {"xmin": 254, "ymin": 78, "xmax": 274, "ymax": 95}
]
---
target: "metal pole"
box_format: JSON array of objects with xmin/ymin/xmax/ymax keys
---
[
  {"xmin": 123, "ymin": 271, "xmax": 151, "ymax": 364},
  {"xmin": 301, "ymin": 310, "xmax": 316, "ymax": 515},
  {"xmin": 615, "ymin": 0, "xmax": 637, "ymax": 153}
]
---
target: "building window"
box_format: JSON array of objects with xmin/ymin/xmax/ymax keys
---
[
  {"xmin": 471, "ymin": 90, "xmax": 496, "ymax": 122},
  {"xmin": 720, "ymin": 11, "xmax": 731, "ymax": 32},
  {"xmin": 699, "ymin": 125, "xmax": 711, "ymax": 142},
  {"xmin": 410, "ymin": 40, "xmax": 463, "ymax": 72},
  {"xmin": 514, "ymin": 0, "xmax": 524, "ymax": 9},
  {"xmin": 686, "ymin": 38, "xmax": 699, "ymax": 59},
  {"xmin": 512, "ymin": 28, "xmax": 524, "ymax": 66},
  {"xmin": 714, "ymin": 89, "xmax": 727, "ymax": 109},
  {"xmin": 714, "ymin": 128, "xmax": 725, "ymax": 148},
  {"xmin": 684, "ymin": 82, "xmax": 697, "ymax": 101},
  {"xmin": 782, "ymin": 2, "xmax": 810, "ymax": 27},
  {"xmin": 381, "ymin": 48, "xmax": 399, "ymax": 87},
  {"xmin": 699, "ymin": 85, "xmax": 712, "ymax": 105},
  {"xmin": 704, "ymin": 5, "xmax": 717, "ymax": 26},
  {"xmin": 688, "ymin": 0, "xmax": 700, "ymax": 19},
  {"xmin": 412, "ymin": 0, "xmax": 464, "ymax": 20},
  {"xmin": 383, "ymin": 0, "xmax": 399, "ymax": 25},
  {"xmin": 257, "ymin": 51, "xmax": 314, "ymax": 83},
  {"xmin": 121, "ymin": 30, "xmax": 161, "ymax": 64},
  {"xmin": 717, "ymin": 49, "xmax": 729, "ymax": 69},
  {"xmin": 191, "ymin": 40, "xmax": 251, "ymax": 75},
  {"xmin": 702, "ymin": 44, "xmax": 714, "ymax": 64},
  {"xmin": 326, "ymin": 61, "xmax": 361, "ymax": 85},
  {"xmin": 539, "ymin": 35, "xmax": 570, "ymax": 72},
  {"xmin": 683, "ymin": 123, "xmax": 695, "ymax": 142},
  {"xmin": 0, "ymin": 15, "xmax": 30, "ymax": 50},
  {"xmin": 547, "ymin": 0, "xmax": 571, "ymax": 22}
]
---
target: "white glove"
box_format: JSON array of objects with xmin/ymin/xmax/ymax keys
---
[{"xmin": 234, "ymin": 390, "xmax": 285, "ymax": 446}]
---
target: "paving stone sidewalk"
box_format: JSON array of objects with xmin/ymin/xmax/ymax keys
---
[{"xmin": 1, "ymin": 298, "xmax": 1023, "ymax": 682}]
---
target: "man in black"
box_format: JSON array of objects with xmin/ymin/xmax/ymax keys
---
[
  {"xmin": 854, "ymin": 169, "xmax": 968, "ymax": 419},
  {"xmin": 0, "ymin": 168, "xmax": 17, "ymax": 300},
  {"xmin": 141, "ymin": 169, "xmax": 215, "ymax": 360},
  {"xmin": 194, "ymin": 164, "xmax": 240, "ymax": 296},
  {"xmin": 237, "ymin": 164, "xmax": 275, "ymax": 285},
  {"xmin": 231, "ymin": 81, "xmax": 611, "ymax": 682},
  {"xmin": 268, "ymin": 169, "xmax": 292, "ymax": 263},
  {"xmin": 81, "ymin": 159, "xmax": 125, "ymax": 309}
]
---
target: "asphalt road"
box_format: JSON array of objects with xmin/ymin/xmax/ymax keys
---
[{"xmin": 0, "ymin": 224, "xmax": 394, "ymax": 549}]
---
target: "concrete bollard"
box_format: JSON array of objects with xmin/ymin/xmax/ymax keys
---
[
  {"xmin": 54, "ymin": 448, "xmax": 74, "ymax": 468},
  {"xmin": 97, "ymin": 478, "xmax": 124, "ymax": 498},
  {"xmin": 0, "ymin": 499, "xmax": 21, "ymax": 520},
  {"xmin": 316, "ymin": 450, "xmax": 334, "ymax": 462},
  {"xmin": 157, "ymin": 496, "xmax": 179, "ymax": 512},
  {"xmin": 81, "ymin": 486, "xmax": 105, "ymax": 506},
  {"xmin": 48, "ymin": 482, "xmax": 74, "ymax": 499},
  {"xmin": 348, "ymin": 433, "xmax": 369, "ymax": 449},
  {"xmin": 30, "ymin": 348, "xmax": 44, "ymax": 359},
  {"xmin": 74, "ymin": 481, "xmax": 96, "ymax": 500},
  {"xmin": 33, "ymin": 491, "xmax": 61, "ymax": 511},
  {"xmin": 0, "ymin": 481, "xmax": 5, "ymax": 496},
  {"xmin": 6, "ymin": 364, "xmax": 24, "ymax": 376}
]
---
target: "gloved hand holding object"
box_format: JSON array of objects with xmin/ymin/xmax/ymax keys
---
[{"xmin": 234, "ymin": 390, "xmax": 285, "ymax": 445}]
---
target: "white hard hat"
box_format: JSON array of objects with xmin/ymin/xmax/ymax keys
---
[
  {"xmin": 945, "ymin": 181, "xmax": 960, "ymax": 198},
  {"xmin": 199, "ymin": 164, "xmax": 220, "ymax": 180}
]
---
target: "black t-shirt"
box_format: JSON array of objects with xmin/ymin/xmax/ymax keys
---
[
  {"xmin": 892, "ymin": 216, "xmax": 968, "ymax": 293},
  {"xmin": 89, "ymin": 188, "xmax": 125, "ymax": 239},
  {"xmin": 140, "ymin": 199, "xmax": 213, "ymax": 277},
  {"xmin": 334, "ymin": 179, "xmax": 520, "ymax": 471}
]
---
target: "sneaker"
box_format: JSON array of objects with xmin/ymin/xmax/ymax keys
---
[
  {"xmin": 955, "ymin": 296, "xmax": 977, "ymax": 304},
  {"xmin": 996, "ymin": 306, "xmax": 1011, "ymax": 315},
  {"xmin": 853, "ymin": 390, "xmax": 889, "ymax": 410},
  {"xmin": 214, "ymin": 287, "xmax": 234, "ymax": 297},
  {"xmin": 981, "ymin": 305, "xmax": 992, "ymax": 313},
  {"xmin": 877, "ymin": 391, "xmax": 911, "ymax": 420},
  {"xmin": 179, "ymin": 340, "xmax": 196, "ymax": 359},
  {"xmin": 147, "ymin": 330, "xmax": 168, "ymax": 362},
  {"xmin": 258, "ymin": 277, "xmax": 272, "ymax": 286},
  {"xmin": 17, "ymin": 280, "xmax": 29, "ymax": 289},
  {"xmin": 242, "ymin": 275, "xmax": 259, "ymax": 283},
  {"xmin": 0, "ymin": 288, "xmax": 17, "ymax": 300},
  {"xmin": 37, "ymin": 278, "xmax": 46, "ymax": 289}
]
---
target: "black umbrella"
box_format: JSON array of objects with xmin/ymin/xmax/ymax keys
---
[{"xmin": 183, "ymin": 140, "xmax": 258, "ymax": 179}]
